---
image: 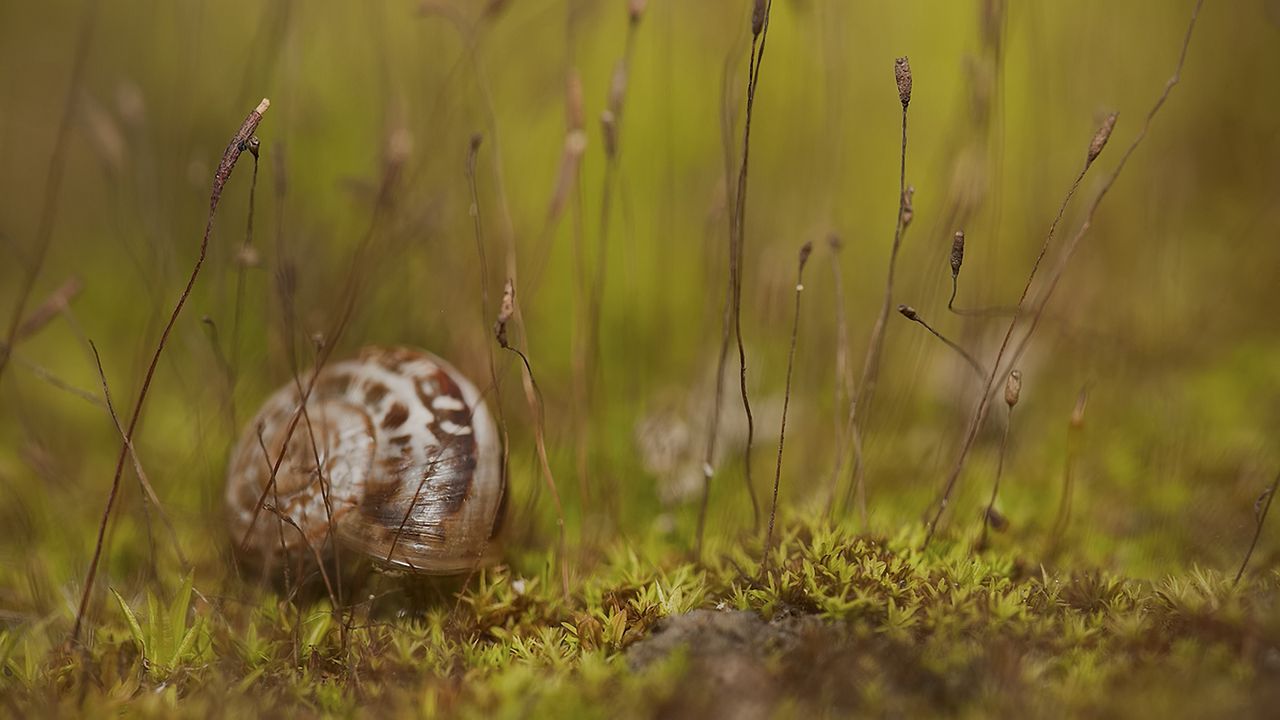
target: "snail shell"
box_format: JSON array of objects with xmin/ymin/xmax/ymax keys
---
[{"xmin": 225, "ymin": 346, "xmax": 503, "ymax": 574}]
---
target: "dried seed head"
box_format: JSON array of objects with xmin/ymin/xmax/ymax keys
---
[
  {"xmin": 608, "ymin": 60, "xmax": 629, "ymax": 117},
  {"xmin": 1004, "ymin": 369, "xmax": 1022, "ymax": 408},
  {"xmin": 387, "ymin": 127, "xmax": 413, "ymax": 167},
  {"xmin": 601, "ymin": 60, "xmax": 628, "ymax": 161},
  {"xmin": 901, "ymin": 185, "xmax": 915, "ymax": 228},
  {"xmin": 548, "ymin": 130, "xmax": 589, "ymax": 218},
  {"xmin": 752, "ymin": 0, "xmax": 767, "ymax": 37},
  {"xmin": 470, "ymin": 133, "xmax": 483, "ymax": 152},
  {"xmin": 495, "ymin": 279, "xmax": 516, "ymax": 348},
  {"xmin": 798, "ymin": 241, "xmax": 813, "ymax": 271},
  {"xmin": 235, "ymin": 245, "xmax": 261, "ymax": 269},
  {"xmin": 1087, "ymin": 112, "xmax": 1118, "ymax": 166},
  {"xmin": 951, "ymin": 231, "xmax": 966, "ymax": 279},
  {"xmin": 628, "ymin": 0, "xmax": 647, "ymax": 23},
  {"xmin": 566, "ymin": 69, "xmax": 585, "ymax": 132},
  {"xmin": 566, "ymin": 128, "xmax": 588, "ymax": 158},
  {"xmin": 897, "ymin": 304, "xmax": 919, "ymax": 321},
  {"xmin": 1070, "ymin": 388, "xmax": 1088, "ymax": 429},
  {"xmin": 600, "ymin": 110, "xmax": 618, "ymax": 159},
  {"xmin": 827, "ymin": 233, "xmax": 843, "ymax": 252},
  {"xmin": 894, "ymin": 56, "xmax": 912, "ymax": 109}
]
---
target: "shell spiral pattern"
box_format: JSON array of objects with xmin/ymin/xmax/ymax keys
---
[{"xmin": 225, "ymin": 347, "xmax": 503, "ymax": 574}]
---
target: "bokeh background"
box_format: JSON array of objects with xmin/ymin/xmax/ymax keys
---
[{"xmin": 2, "ymin": 0, "xmax": 1279, "ymax": 627}]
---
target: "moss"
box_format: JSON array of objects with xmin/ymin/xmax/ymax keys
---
[{"xmin": 3, "ymin": 517, "xmax": 1277, "ymax": 717}]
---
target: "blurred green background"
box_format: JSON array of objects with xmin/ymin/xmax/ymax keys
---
[{"xmin": 1, "ymin": 0, "xmax": 1279, "ymax": 623}]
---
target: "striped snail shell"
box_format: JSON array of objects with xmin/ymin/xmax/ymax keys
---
[{"xmin": 225, "ymin": 346, "xmax": 503, "ymax": 574}]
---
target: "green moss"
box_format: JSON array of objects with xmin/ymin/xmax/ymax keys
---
[{"xmin": 3, "ymin": 518, "xmax": 1277, "ymax": 717}]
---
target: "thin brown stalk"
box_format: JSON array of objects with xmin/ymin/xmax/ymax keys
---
[
  {"xmin": 247, "ymin": 140, "xmax": 394, "ymax": 621},
  {"xmin": 261, "ymin": 504, "xmax": 337, "ymax": 608},
  {"xmin": 948, "ymin": 303, "xmax": 1019, "ymax": 318},
  {"xmin": 230, "ymin": 138, "xmax": 262, "ymax": 377},
  {"xmin": 765, "ymin": 242, "xmax": 811, "ymax": 563},
  {"xmin": 695, "ymin": 30, "xmax": 752, "ymax": 560},
  {"xmin": 0, "ymin": 277, "xmax": 95, "ymax": 406},
  {"xmin": 925, "ymin": 0, "xmax": 1204, "ymax": 547},
  {"xmin": 467, "ymin": 135, "xmax": 508, "ymax": 537},
  {"xmin": 732, "ymin": 0, "xmax": 774, "ymax": 535},
  {"xmin": 460, "ymin": 11, "xmax": 546, "ymax": 552},
  {"xmin": 87, "ymin": 341, "xmax": 189, "ymax": 571},
  {"xmin": 1, "ymin": 351, "xmax": 101, "ymax": 407},
  {"xmin": 1008, "ymin": 75, "xmax": 1187, "ymax": 368},
  {"xmin": 841, "ymin": 57, "xmax": 913, "ymax": 522},
  {"xmin": 71, "ymin": 98, "xmax": 270, "ymax": 644},
  {"xmin": 566, "ymin": 68, "xmax": 593, "ymax": 514},
  {"xmin": 259, "ymin": 430, "xmax": 351, "ymax": 662},
  {"xmin": 1235, "ymin": 469, "xmax": 1280, "ymax": 586},
  {"xmin": 587, "ymin": 4, "xmax": 645, "ymax": 529},
  {"xmin": 284, "ymin": 345, "xmax": 345, "ymax": 661},
  {"xmin": 1048, "ymin": 386, "xmax": 1087, "ymax": 552},
  {"xmin": 977, "ymin": 410, "xmax": 1013, "ymax": 550},
  {"xmin": 0, "ymin": 0, "xmax": 99, "ymax": 387},
  {"xmin": 286, "ymin": 344, "xmax": 345, "ymax": 629},
  {"xmin": 897, "ymin": 304, "xmax": 986, "ymax": 380},
  {"xmin": 825, "ymin": 236, "xmax": 854, "ymax": 516},
  {"xmin": 383, "ymin": 448, "xmax": 454, "ymax": 565},
  {"xmin": 254, "ymin": 423, "xmax": 295, "ymax": 657},
  {"xmin": 446, "ymin": 134, "xmax": 510, "ymax": 611},
  {"xmin": 263, "ymin": 144, "xmax": 347, "ymax": 616},
  {"xmin": 201, "ymin": 316, "xmax": 237, "ymax": 433},
  {"xmin": 978, "ymin": 370, "xmax": 1020, "ymax": 551},
  {"xmin": 701, "ymin": 0, "xmax": 778, "ymax": 545},
  {"xmin": 922, "ymin": 155, "xmax": 1090, "ymax": 546},
  {"xmin": 271, "ymin": 142, "xmax": 295, "ymax": 374},
  {"xmin": 12, "ymin": 276, "xmax": 84, "ymax": 344},
  {"xmin": 239, "ymin": 133, "xmax": 406, "ymax": 555},
  {"xmin": 496, "ymin": 279, "xmax": 569, "ymax": 596},
  {"xmin": 590, "ymin": 3, "xmax": 643, "ymax": 364}
]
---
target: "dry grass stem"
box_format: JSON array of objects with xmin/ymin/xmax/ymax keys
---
[
  {"xmin": 1235, "ymin": 469, "xmax": 1280, "ymax": 586},
  {"xmin": 467, "ymin": 134, "xmax": 509, "ymax": 538},
  {"xmin": 0, "ymin": 0, "xmax": 99, "ymax": 387},
  {"xmin": 765, "ymin": 241, "xmax": 812, "ymax": 562},
  {"xmin": 87, "ymin": 341, "xmax": 189, "ymax": 571},
  {"xmin": 924, "ymin": 0, "xmax": 1202, "ymax": 549},
  {"xmin": 1049, "ymin": 386, "xmax": 1088, "ymax": 551},
  {"xmin": 72, "ymin": 98, "xmax": 270, "ymax": 644},
  {"xmin": 978, "ymin": 370, "xmax": 1020, "ymax": 550},
  {"xmin": 841, "ymin": 55, "xmax": 913, "ymax": 522},
  {"xmin": 946, "ymin": 230, "xmax": 1017, "ymax": 317},
  {"xmin": 825, "ymin": 236, "xmax": 854, "ymax": 515},
  {"xmin": 730, "ymin": 0, "xmax": 775, "ymax": 535},
  {"xmin": 698, "ymin": 0, "xmax": 773, "ymax": 553},
  {"xmin": 13, "ymin": 276, "xmax": 84, "ymax": 343},
  {"xmin": 897, "ymin": 304, "xmax": 986, "ymax": 380},
  {"xmin": 495, "ymin": 279, "xmax": 569, "ymax": 596},
  {"xmin": 230, "ymin": 137, "xmax": 262, "ymax": 378}
]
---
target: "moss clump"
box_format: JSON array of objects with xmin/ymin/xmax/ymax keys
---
[{"xmin": 3, "ymin": 519, "xmax": 1277, "ymax": 717}]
